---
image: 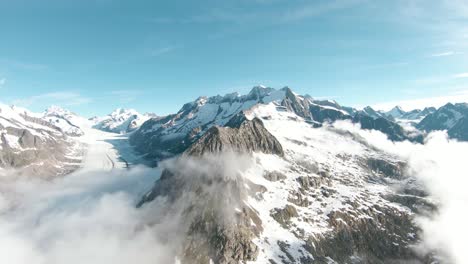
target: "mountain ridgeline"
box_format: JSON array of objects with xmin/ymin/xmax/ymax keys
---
[
  {"xmin": 134, "ymin": 86, "xmax": 442, "ymax": 263},
  {"xmin": 0, "ymin": 104, "xmax": 84, "ymax": 177},
  {"xmin": 1, "ymin": 86, "xmax": 466, "ymax": 263},
  {"xmin": 129, "ymin": 87, "xmax": 430, "ymax": 163}
]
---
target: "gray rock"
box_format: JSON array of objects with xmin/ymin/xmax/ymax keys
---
[
  {"xmin": 185, "ymin": 117, "xmax": 284, "ymax": 157},
  {"xmin": 271, "ymin": 205, "xmax": 298, "ymax": 228}
]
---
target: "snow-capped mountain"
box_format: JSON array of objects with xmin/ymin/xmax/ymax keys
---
[
  {"xmin": 386, "ymin": 106, "xmax": 406, "ymax": 119},
  {"xmin": 384, "ymin": 106, "xmax": 436, "ymax": 122},
  {"xmin": 137, "ymin": 100, "xmax": 435, "ymax": 263},
  {"xmin": 400, "ymin": 107, "xmax": 436, "ymax": 121},
  {"xmin": 0, "ymin": 104, "xmax": 82, "ymax": 176},
  {"xmin": 417, "ymin": 103, "xmax": 468, "ymax": 141},
  {"xmin": 42, "ymin": 105, "xmax": 85, "ymax": 136},
  {"xmin": 360, "ymin": 106, "xmax": 392, "ymax": 120},
  {"xmin": 2, "ymin": 86, "xmax": 464, "ymax": 263},
  {"xmin": 93, "ymin": 108, "xmax": 153, "ymax": 134},
  {"xmin": 130, "ymin": 86, "xmax": 417, "ymax": 161}
]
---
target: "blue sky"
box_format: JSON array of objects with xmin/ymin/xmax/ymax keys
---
[{"xmin": 1, "ymin": 0, "xmax": 468, "ymax": 116}]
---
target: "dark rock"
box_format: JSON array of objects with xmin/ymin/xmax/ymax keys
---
[
  {"xmin": 264, "ymin": 171, "xmax": 287, "ymax": 182},
  {"xmin": 185, "ymin": 117, "xmax": 284, "ymax": 157},
  {"xmin": 271, "ymin": 205, "xmax": 298, "ymax": 228}
]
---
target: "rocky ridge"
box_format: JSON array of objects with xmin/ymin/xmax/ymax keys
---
[
  {"xmin": 0, "ymin": 104, "xmax": 83, "ymax": 177},
  {"xmin": 137, "ymin": 100, "xmax": 437, "ymax": 263}
]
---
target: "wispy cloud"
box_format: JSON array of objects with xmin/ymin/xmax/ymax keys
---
[
  {"xmin": 279, "ymin": 0, "xmax": 366, "ymax": 23},
  {"xmin": 453, "ymin": 72, "xmax": 468, "ymax": 79},
  {"xmin": 0, "ymin": 59, "xmax": 48, "ymax": 71},
  {"xmin": 0, "ymin": 78, "xmax": 5, "ymax": 87},
  {"xmin": 13, "ymin": 92, "xmax": 92, "ymax": 107},
  {"xmin": 148, "ymin": 0, "xmax": 366, "ymax": 26},
  {"xmin": 373, "ymin": 89, "xmax": 468, "ymax": 111},
  {"xmin": 148, "ymin": 46, "xmax": 175, "ymax": 57},
  {"xmin": 109, "ymin": 90, "xmax": 143, "ymax": 104},
  {"xmin": 430, "ymin": 51, "xmax": 456, "ymax": 57}
]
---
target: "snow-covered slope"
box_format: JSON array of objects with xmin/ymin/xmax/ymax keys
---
[
  {"xmin": 137, "ymin": 101, "xmax": 435, "ymax": 263},
  {"xmin": 0, "ymin": 104, "xmax": 83, "ymax": 176},
  {"xmin": 130, "ymin": 87, "xmax": 416, "ymax": 161},
  {"xmin": 41, "ymin": 105, "xmax": 85, "ymax": 136},
  {"xmin": 93, "ymin": 108, "xmax": 152, "ymax": 134}
]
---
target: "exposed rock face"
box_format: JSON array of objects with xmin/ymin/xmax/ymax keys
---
[
  {"xmin": 138, "ymin": 154, "xmax": 266, "ymax": 264},
  {"xmin": 185, "ymin": 116, "xmax": 284, "ymax": 157},
  {"xmin": 305, "ymin": 205, "xmax": 423, "ymax": 264},
  {"xmin": 138, "ymin": 113, "xmax": 286, "ymax": 264},
  {"xmin": 367, "ymin": 158, "xmax": 405, "ymax": 180},
  {"xmin": 281, "ymin": 88, "xmax": 313, "ymax": 120},
  {"xmin": 353, "ymin": 113, "xmax": 417, "ymax": 142},
  {"xmin": 271, "ymin": 205, "xmax": 298, "ymax": 228},
  {"xmin": 263, "ymin": 171, "xmax": 287, "ymax": 182}
]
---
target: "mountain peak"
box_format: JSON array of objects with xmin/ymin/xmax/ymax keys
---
[
  {"xmin": 248, "ymin": 85, "xmax": 275, "ymax": 98},
  {"xmin": 44, "ymin": 105, "xmax": 73, "ymax": 116},
  {"xmin": 386, "ymin": 105, "xmax": 406, "ymax": 118}
]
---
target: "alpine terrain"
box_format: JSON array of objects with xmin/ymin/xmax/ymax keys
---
[{"xmin": 0, "ymin": 86, "xmax": 466, "ymax": 264}]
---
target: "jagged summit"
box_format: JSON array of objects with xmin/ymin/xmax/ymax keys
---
[
  {"xmin": 386, "ymin": 105, "xmax": 406, "ymax": 118},
  {"xmin": 417, "ymin": 102, "xmax": 468, "ymax": 141},
  {"xmin": 130, "ymin": 86, "xmax": 422, "ymax": 161},
  {"xmin": 93, "ymin": 108, "xmax": 152, "ymax": 134},
  {"xmin": 136, "ymin": 93, "xmax": 438, "ymax": 263},
  {"xmin": 185, "ymin": 114, "xmax": 284, "ymax": 157}
]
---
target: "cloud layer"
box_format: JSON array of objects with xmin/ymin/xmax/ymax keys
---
[{"xmin": 334, "ymin": 121, "xmax": 468, "ymax": 263}]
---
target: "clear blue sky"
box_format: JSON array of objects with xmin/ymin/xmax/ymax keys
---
[{"xmin": 1, "ymin": 0, "xmax": 468, "ymax": 116}]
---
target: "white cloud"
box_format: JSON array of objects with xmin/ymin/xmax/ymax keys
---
[
  {"xmin": 0, "ymin": 153, "xmax": 255, "ymax": 264},
  {"xmin": 148, "ymin": 46, "xmax": 175, "ymax": 57},
  {"xmin": 430, "ymin": 51, "xmax": 456, "ymax": 57},
  {"xmin": 333, "ymin": 121, "xmax": 468, "ymax": 263},
  {"xmin": 372, "ymin": 90, "xmax": 468, "ymax": 111},
  {"xmin": 12, "ymin": 92, "xmax": 92, "ymax": 108},
  {"xmin": 149, "ymin": 0, "xmax": 365, "ymax": 25},
  {"xmin": 0, "ymin": 78, "xmax": 5, "ymax": 87},
  {"xmin": 0, "ymin": 166, "xmax": 178, "ymax": 264},
  {"xmin": 453, "ymin": 72, "xmax": 468, "ymax": 78},
  {"xmin": 280, "ymin": 0, "xmax": 366, "ymax": 22}
]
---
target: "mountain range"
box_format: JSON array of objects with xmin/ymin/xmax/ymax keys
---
[{"xmin": 1, "ymin": 86, "xmax": 466, "ymax": 263}]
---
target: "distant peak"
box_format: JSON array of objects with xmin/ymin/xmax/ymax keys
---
[
  {"xmin": 390, "ymin": 105, "xmax": 405, "ymax": 112},
  {"xmin": 249, "ymin": 85, "xmax": 274, "ymax": 93},
  {"xmin": 44, "ymin": 105, "xmax": 73, "ymax": 116}
]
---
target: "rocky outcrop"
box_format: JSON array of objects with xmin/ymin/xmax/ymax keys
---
[
  {"xmin": 305, "ymin": 204, "xmax": 425, "ymax": 264},
  {"xmin": 353, "ymin": 113, "xmax": 419, "ymax": 142},
  {"xmin": 367, "ymin": 158, "xmax": 406, "ymax": 180},
  {"xmin": 185, "ymin": 115, "xmax": 284, "ymax": 157},
  {"xmin": 271, "ymin": 205, "xmax": 298, "ymax": 228},
  {"xmin": 138, "ymin": 155, "xmax": 265, "ymax": 264},
  {"xmin": 138, "ymin": 113, "xmax": 285, "ymax": 263}
]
